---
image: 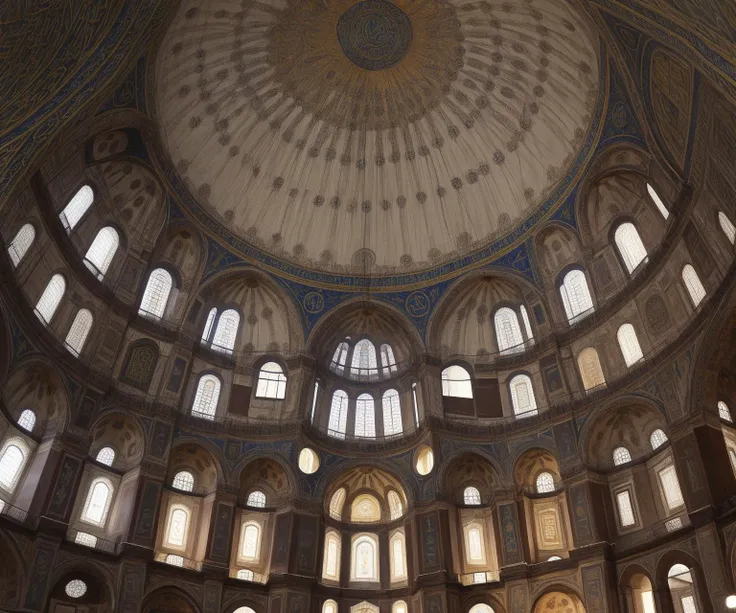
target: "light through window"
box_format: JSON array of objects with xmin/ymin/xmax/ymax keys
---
[
  {"xmin": 658, "ymin": 466, "xmax": 684, "ymax": 510},
  {"xmin": 65, "ymin": 579, "xmax": 88, "ymax": 599},
  {"xmin": 560, "ymin": 269, "xmax": 594, "ymax": 323},
  {"xmin": 17, "ymin": 409, "xmax": 36, "ymax": 433},
  {"xmin": 718, "ymin": 401, "xmax": 733, "ymax": 422},
  {"xmin": 83, "ymin": 226, "xmax": 119, "ymax": 279},
  {"xmin": 211, "ymin": 309, "xmax": 240, "ymax": 353},
  {"xmin": 191, "ymin": 374, "xmax": 221, "ymax": 419},
  {"xmin": 329, "ymin": 488, "xmax": 346, "ymax": 520},
  {"xmin": 650, "ymin": 429, "xmax": 668, "ymax": 450},
  {"xmin": 138, "ymin": 268, "xmax": 173, "ymax": 320},
  {"xmin": 510, "ymin": 374, "xmax": 538, "ymax": 417},
  {"xmin": 536, "ymin": 472, "xmax": 555, "ymax": 494},
  {"xmin": 578, "ymin": 347, "xmax": 606, "ymax": 391},
  {"xmin": 201, "ymin": 307, "xmax": 217, "ymax": 343},
  {"xmin": 352, "ymin": 534, "xmax": 379, "ymax": 582},
  {"xmin": 388, "ymin": 490, "xmax": 404, "ymax": 520},
  {"xmin": 81, "ymin": 478, "xmax": 112, "ymax": 526},
  {"xmin": 390, "ymin": 531, "xmax": 407, "ymax": 581},
  {"xmin": 466, "ymin": 524, "xmax": 484, "ymax": 563},
  {"xmin": 464, "ymin": 486, "xmax": 482, "ymax": 505},
  {"xmin": 0, "ymin": 440, "xmax": 27, "ymax": 493},
  {"xmin": 64, "ymin": 309, "xmax": 94, "ymax": 356},
  {"xmin": 241, "ymin": 522, "xmax": 261, "ymax": 561},
  {"xmin": 8, "ymin": 223, "xmax": 35, "ymax": 267},
  {"xmin": 647, "ymin": 183, "xmax": 669, "ymax": 220},
  {"xmin": 494, "ymin": 307, "xmax": 524, "ymax": 354},
  {"xmin": 617, "ymin": 323, "xmax": 644, "ymax": 367},
  {"xmin": 380, "ymin": 343, "xmax": 398, "ymax": 377},
  {"xmin": 351, "ymin": 339, "xmax": 379, "ymax": 380},
  {"xmin": 616, "ymin": 490, "xmax": 636, "ymax": 527},
  {"xmin": 60, "ymin": 185, "xmax": 94, "ymax": 232},
  {"xmin": 236, "ymin": 569, "xmax": 254, "ymax": 582},
  {"xmin": 613, "ymin": 446, "xmax": 632, "ymax": 466},
  {"xmin": 682, "ymin": 264, "xmax": 706, "ymax": 308},
  {"xmin": 298, "ymin": 447, "xmax": 319, "ymax": 474},
  {"xmin": 331, "ymin": 341, "xmax": 349, "ymax": 375},
  {"xmin": 719, "ymin": 211, "xmax": 736, "ymax": 244},
  {"xmin": 328, "ymin": 391, "xmax": 349, "ymax": 439},
  {"xmin": 96, "ymin": 447, "xmax": 115, "ymax": 466},
  {"xmin": 441, "ymin": 365, "xmax": 473, "ymax": 398},
  {"xmin": 166, "ymin": 553, "xmax": 184, "ymax": 567},
  {"xmin": 166, "ymin": 507, "xmax": 189, "ymax": 547},
  {"xmin": 322, "ymin": 530, "xmax": 341, "ymax": 581},
  {"xmin": 247, "ymin": 490, "xmax": 266, "ymax": 508},
  {"xmin": 255, "ymin": 362, "xmax": 287, "ymax": 399},
  {"xmin": 35, "ymin": 274, "xmax": 66, "ymax": 324},
  {"xmin": 614, "ymin": 222, "xmax": 648, "ymax": 273},
  {"xmin": 172, "ymin": 470, "xmax": 194, "ymax": 492},
  {"xmin": 382, "ymin": 389, "xmax": 403, "ymax": 437}
]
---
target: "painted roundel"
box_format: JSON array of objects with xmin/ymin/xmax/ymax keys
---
[{"xmin": 337, "ymin": 0, "xmax": 413, "ymax": 71}]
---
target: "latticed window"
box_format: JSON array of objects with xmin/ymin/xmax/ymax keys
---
[
  {"xmin": 412, "ymin": 382, "xmax": 420, "ymax": 425},
  {"xmin": 536, "ymin": 471, "xmax": 555, "ymax": 494},
  {"xmin": 559, "ymin": 269, "xmax": 594, "ymax": 323},
  {"xmin": 658, "ymin": 465, "xmax": 684, "ymax": 510},
  {"xmin": 718, "ymin": 401, "xmax": 733, "ymax": 422},
  {"xmin": 8, "ymin": 223, "xmax": 35, "ymax": 267},
  {"xmin": 191, "ymin": 374, "xmax": 221, "ymax": 419},
  {"xmin": 647, "ymin": 183, "xmax": 669, "ymax": 220},
  {"xmin": 65, "ymin": 579, "xmax": 88, "ymax": 599},
  {"xmin": 328, "ymin": 391, "xmax": 349, "ymax": 439},
  {"xmin": 466, "ymin": 524, "xmax": 484, "ymax": 563},
  {"xmin": 393, "ymin": 601, "xmax": 408, "ymax": 613},
  {"xmin": 331, "ymin": 341, "xmax": 349, "ymax": 375},
  {"xmin": 211, "ymin": 309, "xmax": 240, "ymax": 353},
  {"xmin": 241, "ymin": 522, "xmax": 261, "ymax": 561},
  {"xmin": 719, "ymin": 211, "xmax": 736, "ymax": 244},
  {"xmin": 578, "ymin": 347, "xmax": 606, "ymax": 390},
  {"xmin": 352, "ymin": 494, "xmax": 381, "ymax": 522},
  {"xmin": 247, "ymin": 490, "xmax": 266, "ymax": 508},
  {"xmin": 680, "ymin": 596, "xmax": 697, "ymax": 613},
  {"xmin": 166, "ymin": 554, "xmax": 184, "ymax": 567},
  {"xmin": 650, "ymin": 429, "xmax": 668, "ymax": 450},
  {"xmin": 329, "ymin": 488, "xmax": 346, "ymax": 520},
  {"xmin": 382, "ymin": 389, "xmax": 403, "ymax": 437},
  {"xmin": 323, "ymin": 601, "xmax": 338, "ymax": 613},
  {"xmin": 138, "ymin": 268, "xmax": 173, "ymax": 319},
  {"xmin": 614, "ymin": 222, "xmax": 648, "ymax": 273},
  {"xmin": 388, "ymin": 490, "xmax": 404, "ymax": 520},
  {"xmin": 613, "ymin": 446, "xmax": 632, "ymax": 466},
  {"xmin": 390, "ymin": 531, "xmax": 407, "ymax": 581},
  {"xmin": 255, "ymin": 362, "xmax": 287, "ymax": 399},
  {"xmin": 355, "ymin": 393, "xmax": 376, "ymax": 439},
  {"xmin": 236, "ymin": 569, "xmax": 254, "ymax": 582},
  {"xmin": 616, "ymin": 490, "xmax": 635, "ymax": 527},
  {"xmin": 682, "ymin": 264, "xmax": 706, "ymax": 308},
  {"xmin": 201, "ymin": 307, "xmax": 217, "ymax": 343},
  {"xmin": 617, "ymin": 323, "xmax": 644, "ymax": 367},
  {"xmin": 64, "ymin": 309, "xmax": 93, "ymax": 356},
  {"xmin": 75, "ymin": 531, "xmax": 98, "ymax": 548},
  {"xmin": 166, "ymin": 506, "xmax": 189, "ymax": 547},
  {"xmin": 494, "ymin": 307, "xmax": 525, "ymax": 354},
  {"xmin": 380, "ymin": 343, "xmax": 398, "ymax": 377},
  {"xmin": 351, "ymin": 339, "xmax": 378, "ymax": 380},
  {"xmin": 322, "ymin": 531, "xmax": 341, "ymax": 580},
  {"xmin": 520, "ymin": 304, "xmax": 534, "ymax": 342},
  {"xmin": 35, "ymin": 274, "xmax": 66, "ymax": 324},
  {"xmin": 96, "ymin": 447, "xmax": 115, "ymax": 466},
  {"xmin": 464, "ymin": 486, "xmax": 481, "ymax": 505},
  {"xmin": 81, "ymin": 478, "xmax": 113, "ymax": 526},
  {"xmin": 352, "ymin": 534, "xmax": 379, "ymax": 581},
  {"xmin": 510, "ymin": 374, "xmax": 537, "ymax": 417},
  {"xmin": 441, "ymin": 365, "xmax": 473, "ymax": 398},
  {"xmin": 83, "ymin": 226, "xmax": 119, "ymax": 280},
  {"xmin": 60, "ymin": 185, "xmax": 94, "ymax": 232},
  {"xmin": 172, "ymin": 470, "xmax": 194, "ymax": 492},
  {"xmin": 0, "ymin": 440, "xmax": 27, "ymax": 493},
  {"xmin": 17, "ymin": 409, "xmax": 35, "ymax": 433}
]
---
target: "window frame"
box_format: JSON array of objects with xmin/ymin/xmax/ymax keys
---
[
  {"xmin": 328, "ymin": 390, "xmax": 349, "ymax": 439},
  {"xmin": 577, "ymin": 347, "xmax": 606, "ymax": 391},
  {"xmin": 558, "ymin": 267, "xmax": 595, "ymax": 324},
  {"xmin": 614, "ymin": 486, "xmax": 638, "ymax": 530},
  {"xmin": 210, "ymin": 308, "xmax": 241, "ymax": 355},
  {"xmin": 0, "ymin": 438, "xmax": 30, "ymax": 495},
  {"xmin": 191, "ymin": 373, "xmax": 222, "ymax": 420},
  {"xmin": 35, "ymin": 273, "xmax": 66, "ymax": 325},
  {"xmin": 613, "ymin": 221, "xmax": 648, "ymax": 274},
  {"xmin": 7, "ymin": 223, "xmax": 35, "ymax": 267},
  {"xmin": 59, "ymin": 185, "xmax": 95, "ymax": 233},
  {"xmin": 509, "ymin": 373, "xmax": 538, "ymax": 418},
  {"xmin": 350, "ymin": 533, "xmax": 380, "ymax": 583},
  {"xmin": 255, "ymin": 360, "xmax": 287, "ymax": 400},
  {"xmin": 681, "ymin": 264, "xmax": 706, "ymax": 308},
  {"xmin": 617, "ymin": 323, "xmax": 645, "ymax": 367},
  {"xmin": 441, "ymin": 364, "xmax": 474, "ymax": 399},
  {"xmin": 64, "ymin": 308, "xmax": 94, "ymax": 357},
  {"xmin": 389, "ymin": 528, "xmax": 408, "ymax": 583},
  {"xmin": 80, "ymin": 476, "xmax": 114, "ymax": 528},
  {"xmin": 164, "ymin": 503, "xmax": 191, "ymax": 550},
  {"xmin": 83, "ymin": 225, "xmax": 121, "ymax": 280},
  {"xmin": 240, "ymin": 520, "xmax": 262, "ymax": 562},
  {"xmin": 322, "ymin": 529, "xmax": 342, "ymax": 582},
  {"xmin": 138, "ymin": 267, "xmax": 175, "ymax": 321}
]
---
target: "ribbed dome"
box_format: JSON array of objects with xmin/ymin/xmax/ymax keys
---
[{"xmin": 155, "ymin": 0, "xmax": 600, "ymax": 274}]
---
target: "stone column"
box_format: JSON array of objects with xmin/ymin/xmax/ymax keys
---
[{"xmin": 202, "ymin": 488, "xmax": 237, "ymax": 571}]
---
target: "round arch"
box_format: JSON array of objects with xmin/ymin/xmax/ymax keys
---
[
  {"xmin": 235, "ymin": 453, "xmax": 297, "ymax": 507},
  {"xmin": 654, "ymin": 550, "xmax": 712, "ymax": 613},
  {"xmin": 142, "ymin": 586, "xmax": 202, "ymax": 613},
  {"xmin": 531, "ymin": 586, "xmax": 587, "ymax": 613}
]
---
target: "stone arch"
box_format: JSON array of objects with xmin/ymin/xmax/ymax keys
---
[
  {"xmin": 88, "ymin": 410, "xmax": 146, "ymax": 471},
  {"xmin": 531, "ymin": 588, "xmax": 587, "ymax": 613},
  {"xmin": 47, "ymin": 562, "xmax": 116, "ymax": 612},
  {"xmin": 154, "ymin": 221, "xmax": 206, "ymax": 292},
  {"xmin": 534, "ymin": 222, "xmax": 585, "ymax": 280},
  {"xmin": 512, "ymin": 447, "xmax": 561, "ymax": 493},
  {"xmin": 463, "ymin": 596, "xmax": 507, "ymax": 613},
  {"xmin": 236, "ymin": 454, "xmax": 297, "ymax": 507},
  {"xmin": 619, "ymin": 562, "xmax": 657, "ymax": 613},
  {"xmin": 222, "ymin": 597, "xmax": 267, "ymax": 613},
  {"xmin": 142, "ymin": 585, "xmax": 202, "ymax": 613},
  {"xmin": 167, "ymin": 439, "xmax": 226, "ymax": 494},
  {"xmin": 439, "ymin": 451, "xmax": 502, "ymax": 504},
  {"xmin": 654, "ymin": 549, "xmax": 712, "ymax": 613}
]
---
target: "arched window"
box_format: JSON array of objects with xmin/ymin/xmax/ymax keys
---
[
  {"xmin": 201, "ymin": 307, "xmax": 218, "ymax": 343},
  {"xmin": 351, "ymin": 339, "xmax": 378, "ymax": 380},
  {"xmin": 17, "ymin": 409, "xmax": 36, "ymax": 433},
  {"xmin": 509, "ymin": 374, "xmax": 538, "ymax": 418},
  {"xmin": 328, "ymin": 390, "xmax": 349, "ymax": 439},
  {"xmin": 355, "ymin": 393, "xmax": 376, "ymax": 439},
  {"xmin": 172, "ymin": 470, "xmax": 194, "ymax": 492},
  {"xmin": 331, "ymin": 341, "xmax": 349, "ymax": 375},
  {"xmin": 465, "ymin": 523, "xmax": 485, "ymax": 564},
  {"xmin": 617, "ymin": 323, "xmax": 644, "ymax": 367},
  {"xmin": 247, "ymin": 490, "xmax": 266, "ymax": 508},
  {"xmin": 390, "ymin": 530, "xmax": 407, "ymax": 582},
  {"xmin": 236, "ymin": 569, "xmax": 254, "ymax": 582},
  {"xmin": 536, "ymin": 472, "xmax": 555, "ymax": 494},
  {"xmin": 255, "ymin": 361, "xmax": 287, "ymax": 399},
  {"xmin": 166, "ymin": 554, "xmax": 184, "ymax": 567},
  {"xmin": 718, "ymin": 401, "xmax": 733, "ymax": 422},
  {"xmin": 464, "ymin": 486, "xmax": 482, "ymax": 505},
  {"xmin": 191, "ymin": 374, "xmax": 221, "ymax": 420},
  {"xmin": 441, "ymin": 365, "xmax": 473, "ymax": 398},
  {"xmin": 380, "ymin": 343, "xmax": 398, "ymax": 377},
  {"xmin": 323, "ymin": 601, "xmax": 338, "ymax": 613},
  {"xmin": 35, "ymin": 274, "xmax": 65, "ymax": 324},
  {"xmin": 329, "ymin": 488, "xmax": 346, "ymax": 520},
  {"xmin": 382, "ymin": 389, "xmax": 403, "ymax": 437},
  {"xmin": 81, "ymin": 477, "xmax": 113, "ymax": 526},
  {"xmin": 211, "ymin": 308, "xmax": 240, "ymax": 354},
  {"xmin": 682, "ymin": 264, "xmax": 706, "ymax": 308},
  {"xmin": 0, "ymin": 439, "xmax": 28, "ymax": 493},
  {"xmin": 8, "ymin": 223, "xmax": 35, "ymax": 267},
  {"xmin": 578, "ymin": 347, "xmax": 606, "ymax": 390},
  {"xmin": 650, "ymin": 429, "xmax": 668, "ymax": 450},
  {"xmin": 351, "ymin": 534, "xmax": 379, "ymax": 582},
  {"xmin": 83, "ymin": 226, "xmax": 120, "ymax": 280},
  {"xmin": 96, "ymin": 447, "xmax": 115, "ymax": 466},
  {"xmin": 351, "ymin": 494, "xmax": 381, "ymax": 522},
  {"xmin": 322, "ymin": 530, "xmax": 341, "ymax": 581},
  {"xmin": 470, "ymin": 606, "xmax": 495, "ymax": 613},
  {"xmin": 240, "ymin": 522, "xmax": 261, "ymax": 561},
  {"xmin": 719, "ymin": 211, "xmax": 736, "ymax": 244},
  {"xmin": 393, "ymin": 602, "xmax": 408, "ymax": 613},
  {"xmin": 520, "ymin": 304, "xmax": 535, "ymax": 342},
  {"xmin": 388, "ymin": 490, "xmax": 404, "ymax": 520},
  {"xmin": 60, "ymin": 185, "xmax": 94, "ymax": 232},
  {"xmin": 613, "ymin": 446, "xmax": 632, "ymax": 466},
  {"xmin": 559, "ymin": 269, "xmax": 594, "ymax": 323},
  {"xmin": 64, "ymin": 308, "xmax": 93, "ymax": 356},
  {"xmin": 138, "ymin": 268, "xmax": 173, "ymax": 320},
  {"xmin": 614, "ymin": 222, "xmax": 648, "ymax": 273},
  {"xmin": 165, "ymin": 505, "xmax": 189, "ymax": 547},
  {"xmin": 494, "ymin": 307, "xmax": 525, "ymax": 354},
  {"xmin": 647, "ymin": 183, "xmax": 669, "ymax": 220}
]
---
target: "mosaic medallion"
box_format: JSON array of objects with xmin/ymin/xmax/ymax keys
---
[{"xmin": 337, "ymin": 0, "xmax": 413, "ymax": 71}]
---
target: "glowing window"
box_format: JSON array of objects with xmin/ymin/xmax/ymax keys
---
[
  {"xmin": 310, "ymin": 380, "xmax": 319, "ymax": 423},
  {"xmin": 465, "ymin": 523, "xmax": 485, "ymax": 563},
  {"xmin": 390, "ymin": 531, "xmax": 407, "ymax": 582},
  {"xmin": 647, "ymin": 183, "xmax": 669, "ymax": 220},
  {"xmin": 255, "ymin": 361, "xmax": 287, "ymax": 399},
  {"xmin": 382, "ymin": 389, "xmax": 403, "ymax": 437},
  {"xmin": 351, "ymin": 494, "xmax": 381, "ymax": 523},
  {"xmin": 329, "ymin": 488, "xmax": 346, "ymax": 520},
  {"xmin": 322, "ymin": 530, "xmax": 341, "ymax": 581},
  {"xmin": 8, "ymin": 223, "xmax": 35, "ymax": 267},
  {"xmin": 559, "ymin": 269, "xmax": 594, "ymax": 323},
  {"xmin": 469, "ymin": 605, "xmax": 495, "ymax": 613},
  {"xmin": 328, "ymin": 390, "xmax": 349, "ymax": 439},
  {"xmin": 331, "ymin": 341, "xmax": 349, "ymax": 375},
  {"xmin": 81, "ymin": 478, "xmax": 113, "ymax": 526},
  {"xmin": 680, "ymin": 596, "xmax": 697, "ymax": 613},
  {"xmin": 650, "ymin": 429, "xmax": 668, "ymax": 450},
  {"xmin": 729, "ymin": 449, "xmax": 736, "ymax": 473},
  {"xmin": 510, "ymin": 374, "xmax": 538, "ymax": 418},
  {"xmin": 380, "ymin": 343, "xmax": 398, "ymax": 377},
  {"xmin": 393, "ymin": 602, "xmax": 408, "ymax": 613},
  {"xmin": 172, "ymin": 470, "xmax": 194, "ymax": 492},
  {"xmin": 614, "ymin": 222, "xmax": 648, "ymax": 273},
  {"xmin": 494, "ymin": 307, "xmax": 524, "ymax": 354},
  {"xmin": 355, "ymin": 393, "xmax": 376, "ymax": 439},
  {"xmin": 578, "ymin": 347, "xmax": 606, "ymax": 390},
  {"xmin": 520, "ymin": 304, "xmax": 535, "ymax": 342},
  {"xmin": 60, "ymin": 185, "xmax": 94, "ymax": 232},
  {"xmin": 166, "ymin": 554, "xmax": 184, "ymax": 567},
  {"xmin": 352, "ymin": 534, "xmax": 379, "ymax": 582},
  {"xmin": 191, "ymin": 374, "xmax": 221, "ymax": 419},
  {"xmin": 323, "ymin": 601, "xmax": 338, "ymax": 613},
  {"xmin": 247, "ymin": 490, "xmax": 266, "ymax": 508},
  {"xmin": 415, "ymin": 447, "xmax": 434, "ymax": 475},
  {"xmin": 617, "ymin": 323, "xmax": 644, "ymax": 367},
  {"xmin": 719, "ymin": 211, "xmax": 736, "ymax": 244},
  {"xmin": 388, "ymin": 490, "xmax": 404, "ymax": 520},
  {"xmin": 412, "ymin": 382, "xmax": 420, "ymax": 426},
  {"xmin": 138, "ymin": 268, "xmax": 173, "ymax": 320},
  {"xmin": 83, "ymin": 226, "xmax": 120, "ymax": 279},
  {"xmin": 35, "ymin": 274, "xmax": 66, "ymax": 324},
  {"xmin": 211, "ymin": 309, "xmax": 240, "ymax": 354},
  {"xmin": 201, "ymin": 307, "xmax": 217, "ymax": 343},
  {"xmin": 682, "ymin": 264, "xmax": 706, "ymax": 308},
  {"xmin": 17, "ymin": 409, "xmax": 36, "ymax": 433},
  {"xmin": 236, "ymin": 569, "xmax": 254, "ymax": 582},
  {"xmin": 64, "ymin": 309, "xmax": 93, "ymax": 356},
  {"xmin": 658, "ymin": 465, "xmax": 684, "ymax": 510},
  {"xmin": 464, "ymin": 486, "xmax": 481, "ymax": 506},
  {"xmin": 351, "ymin": 339, "xmax": 379, "ymax": 380},
  {"xmin": 718, "ymin": 401, "xmax": 733, "ymax": 422},
  {"xmin": 166, "ymin": 506, "xmax": 189, "ymax": 547},
  {"xmin": 96, "ymin": 447, "xmax": 115, "ymax": 466},
  {"xmin": 65, "ymin": 579, "xmax": 88, "ymax": 599},
  {"xmin": 298, "ymin": 448, "xmax": 319, "ymax": 474},
  {"xmin": 241, "ymin": 522, "xmax": 261, "ymax": 561},
  {"xmin": 616, "ymin": 490, "xmax": 636, "ymax": 527},
  {"xmin": 536, "ymin": 472, "xmax": 555, "ymax": 494},
  {"xmin": 0, "ymin": 440, "xmax": 28, "ymax": 493},
  {"xmin": 75, "ymin": 531, "xmax": 97, "ymax": 548},
  {"xmin": 441, "ymin": 365, "xmax": 473, "ymax": 398},
  {"xmin": 548, "ymin": 556, "xmax": 562, "ymax": 561},
  {"xmin": 613, "ymin": 446, "xmax": 632, "ymax": 466}
]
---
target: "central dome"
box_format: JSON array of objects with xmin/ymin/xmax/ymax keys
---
[{"xmin": 156, "ymin": 0, "xmax": 600, "ymax": 273}]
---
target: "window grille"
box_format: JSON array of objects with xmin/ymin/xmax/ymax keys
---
[
  {"xmin": 650, "ymin": 429, "xmax": 668, "ymax": 450},
  {"xmin": 382, "ymin": 389, "xmax": 403, "ymax": 436},
  {"xmin": 211, "ymin": 309, "xmax": 240, "ymax": 353},
  {"xmin": 83, "ymin": 226, "xmax": 119, "ymax": 279},
  {"xmin": 613, "ymin": 446, "xmax": 632, "ymax": 466},
  {"xmin": 614, "ymin": 222, "xmax": 648, "ymax": 273},
  {"xmin": 328, "ymin": 391, "xmax": 349, "ymax": 439},
  {"xmin": 658, "ymin": 465, "xmax": 684, "ymax": 510},
  {"xmin": 520, "ymin": 304, "xmax": 534, "ymax": 341},
  {"xmin": 719, "ymin": 211, "xmax": 736, "ymax": 244},
  {"xmin": 559, "ymin": 269, "xmax": 594, "ymax": 323},
  {"xmin": 166, "ymin": 507, "xmax": 189, "ymax": 547},
  {"xmin": 255, "ymin": 361, "xmax": 287, "ymax": 399},
  {"xmin": 35, "ymin": 274, "xmax": 66, "ymax": 324},
  {"xmin": 237, "ymin": 569, "xmax": 254, "ymax": 581},
  {"xmin": 617, "ymin": 323, "xmax": 644, "ymax": 367},
  {"xmin": 0, "ymin": 441, "xmax": 27, "ymax": 493},
  {"xmin": 138, "ymin": 268, "xmax": 173, "ymax": 319},
  {"xmin": 329, "ymin": 488, "xmax": 346, "ymax": 520},
  {"xmin": 535, "ymin": 472, "xmax": 555, "ymax": 494},
  {"xmin": 241, "ymin": 523, "xmax": 261, "ymax": 561},
  {"xmin": 718, "ymin": 401, "xmax": 733, "ymax": 422},
  {"xmin": 247, "ymin": 490, "xmax": 266, "ymax": 508},
  {"xmin": 64, "ymin": 309, "xmax": 93, "ymax": 356},
  {"xmin": 65, "ymin": 579, "xmax": 88, "ymax": 599},
  {"xmin": 81, "ymin": 478, "xmax": 112, "ymax": 526},
  {"xmin": 355, "ymin": 394, "xmax": 376, "ymax": 438},
  {"xmin": 191, "ymin": 374, "xmax": 221, "ymax": 419},
  {"xmin": 166, "ymin": 554, "xmax": 184, "ymax": 567},
  {"xmin": 8, "ymin": 224, "xmax": 35, "ymax": 267},
  {"xmin": 201, "ymin": 307, "xmax": 217, "ymax": 343},
  {"xmin": 441, "ymin": 365, "xmax": 473, "ymax": 398},
  {"xmin": 17, "ymin": 409, "xmax": 36, "ymax": 433},
  {"xmin": 510, "ymin": 374, "xmax": 537, "ymax": 417},
  {"xmin": 380, "ymin": 343, "xmax": 398, "ymax": 377},
  {"xmin": 351, "ymin": 339, "xmax": 379, "ymax": 380},
  {"xmin": 331, "ymin": 341, "xmax": 349, "ymax": 375},
  {"xmin": 494, "ymin": 307, "xmax": 525, "ymax": 354},
  {"xmin": 616, "ymin": 490, "xmax": 635, "ymax": 527},
  {"xmin": 96, "ymin": 447, "xmax": 115, "ymax": 466},
  {"xmin": 172, "ymin": 471, "xmax": 194, "ymax": 492},
  {"xmin": 464, "ymin": 486, "xmax": 482, "ymax": 505},
  {"xmin": 75, "ymin": 531, "xmax": 98, "ymax": 548},
  {"xmin": 388, "ymin": 491, "xmax": 404, "ymax": 520},
  {"xmin": 60, "ymin": 185, "xmax": 94, "ymax": 232},
  {"xmin": 578, "ymin": 347, "xmax": 606, "ymax": 390},
  {"xmin": 682, "ymin": 264, "xmax": 706, "ymax": 308},
  {"xmin": 647, "ymin": 183, "xmax": 669, "ymax": 220}
]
